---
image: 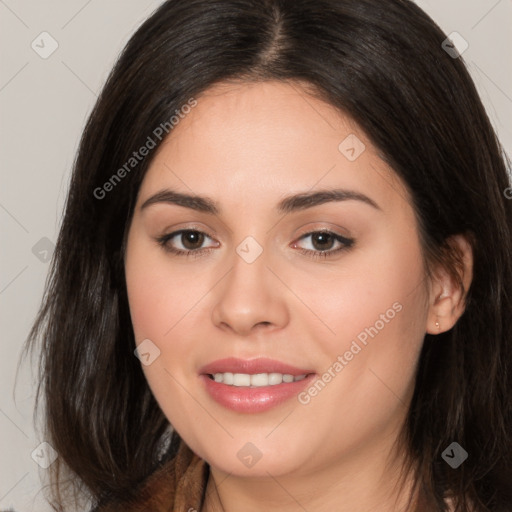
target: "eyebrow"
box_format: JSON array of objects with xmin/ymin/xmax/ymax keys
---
[{"xmin": 139, "ymin": 188, "xmax": 381, "ymax": 214}]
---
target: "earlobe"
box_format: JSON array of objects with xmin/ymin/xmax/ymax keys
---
[{"xmin": 426, "ymin": 234, "xmax": 474, "ymax": 335}]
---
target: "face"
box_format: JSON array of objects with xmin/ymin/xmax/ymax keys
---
[{"xmin": 124, "ymin": 80, "xmax": 432, "ymax": 479}]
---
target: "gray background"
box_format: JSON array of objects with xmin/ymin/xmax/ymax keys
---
[{"xmin": 1, "ymin": 1, "xmax": 511, "ymax": 510}]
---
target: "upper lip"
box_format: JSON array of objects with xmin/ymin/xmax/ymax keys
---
[{"xmin": 199, "ymin": 357, "xmax": 314, "ymax": 376}]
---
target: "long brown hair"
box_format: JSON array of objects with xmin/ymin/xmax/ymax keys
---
[{"xmin": 24, "ymin": 0, "xmax": 512, "ymax": 510}]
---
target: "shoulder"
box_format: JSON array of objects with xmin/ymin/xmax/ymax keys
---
[{"xmin": 94, "ymin": 440, "xmax": 207, "ymax": 512}]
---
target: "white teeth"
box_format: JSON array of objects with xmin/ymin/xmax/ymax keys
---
[
  {"xmin": 268, "ymin": 372, "xmax": 283, "ymax": 385},
  {"xmin": 233, "ymin": 373, "xmax": 251, "ymax": 386},
  {"xmin": 211, "ymin": 372, "xmax": 308, "ymax": 387},
  {"xmin": 250, "ymin": 373, "xmax": 269, "ymax": 386}
]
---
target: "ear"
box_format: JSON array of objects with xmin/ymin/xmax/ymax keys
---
[{"xmin": 426, "ymin": 234, "xmax": 473, "ymax": 335}]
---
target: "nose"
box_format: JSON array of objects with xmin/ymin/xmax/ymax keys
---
[{"xmin": 211, "ymin": 245, "xmax": 290, "ymax": 337}]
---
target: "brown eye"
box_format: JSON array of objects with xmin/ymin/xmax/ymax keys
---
[
  {"xmin": 292, "ymin": 230, "xmax": 355, "ymax": 260},
  {"xmin": 181, "ymin": 231, "xmax": 205, "ymax": 250},
  {"xmin": 310, "ymin": 232, "xmax": 336, "ymax": 251},
  {"xmin": 156, "ymin": 229, "xmax": 218, "ymax": 257}
]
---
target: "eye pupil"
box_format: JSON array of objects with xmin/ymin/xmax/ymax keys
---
[
  {"xmin": 182, "ymin": 231, "xmax": 204, "ymax": 250},
  {"xmin": 312, "ymin": 232, "xmax": 334, "ymax": 250}
]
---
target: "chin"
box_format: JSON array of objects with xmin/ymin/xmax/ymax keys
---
[{"xmin": 189, "ymin": 433, "xmax": 317, "ymax": 478}]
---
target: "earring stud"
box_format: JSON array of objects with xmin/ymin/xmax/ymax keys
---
[{"xmin": 435, "ymin": 320, "xmax": 440, "ymax": 329}]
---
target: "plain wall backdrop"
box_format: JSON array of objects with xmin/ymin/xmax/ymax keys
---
[{"xmin": 1, "ymin": 0, "xmax": 511, "ymax": 510}]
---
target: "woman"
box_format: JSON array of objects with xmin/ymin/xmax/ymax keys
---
[{"xmin": 24, "ymin": 0, "xmax": 512, "ymax": 511}]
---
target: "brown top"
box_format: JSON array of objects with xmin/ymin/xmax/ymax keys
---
[{"xmin": 96, "ymin": 440, "xmax": 208, "ymax": 512}]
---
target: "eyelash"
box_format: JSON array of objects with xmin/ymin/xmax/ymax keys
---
[{"xmin": 155, "ymin": 229, "xmax": 355, "ymax": 260}]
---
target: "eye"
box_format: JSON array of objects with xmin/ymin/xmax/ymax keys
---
[
  {"xmin": 156, "ymin": 228, "xmax": 354, "ymax": 260},
  {"xmin": 292, "ymin": 230, "xmax": 354, "ymax": 259},
  {"xmin": 156, "ymin": 229, "xmax": 218, "ymax": 257}
]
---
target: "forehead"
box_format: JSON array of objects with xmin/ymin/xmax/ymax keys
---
[{"xmin": 138, "ymin": 80, "xmax": 411, "ymax": 215}]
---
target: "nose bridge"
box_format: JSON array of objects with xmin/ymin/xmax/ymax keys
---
[
  {"xmin": 223, "ymin": 234, "xmax": 272, "ymax": 308},
  {"xmin": 211, "ymin": 234, "xmax": 289, "ymax": 334},
  {"xmin": 231, "ymin": 236, "xmax": 269, "ymax": 291}
]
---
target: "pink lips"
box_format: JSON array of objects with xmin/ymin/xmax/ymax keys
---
[
  {"xmin": 199, "ymin": 357, "xmax": 313, "ymax": 376},
  {"xmin": 199, "ymin": 357, "xmax": 316, "ymax": 413}
]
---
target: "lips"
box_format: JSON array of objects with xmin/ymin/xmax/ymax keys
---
[
  {"xmin": 199, "ymin": 357, "xmax": 313, "ymax": 376},
  {"xmin": 199, "ymin": 357, "xmax": 316, "ymax": 413}
]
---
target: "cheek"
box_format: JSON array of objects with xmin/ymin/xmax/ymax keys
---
[
  {"xmin": 125, "ymin": 238, "xmax": 207, "ymax": 343},
  {"xmin": 284, "ymin": 245, "xmax": 427, "ymax": 461},
  {"xmin": 307, "ymin": 239, "xmax": 427, "ymax": 410},
  {"xmin": 293, "ymin": 232, "xmax": 427, "ymax": 357},
  {"xmin": 293, "ymin": 238, "xmax": 427, "ymax": 428},
  {"xmin": 124, "ymin": 240, "xmax": 204, "ymax": 419}
]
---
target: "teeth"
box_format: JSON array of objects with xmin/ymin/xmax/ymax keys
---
[
  {"xmin": 268, "ymin": 372, "xmax": 283, "ymax": 385},
  {"xmin": 211, "ymin": 372, "xmax": 307, "ymax": 387}
]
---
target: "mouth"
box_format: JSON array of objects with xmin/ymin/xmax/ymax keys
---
[{"xmin": 199, "ymin": 357, "xmax": 316, "ymax": 413}]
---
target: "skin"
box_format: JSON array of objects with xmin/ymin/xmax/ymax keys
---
[{"xmin": 124, "ymin": 80, "xmax": 473, "ymax": 512}]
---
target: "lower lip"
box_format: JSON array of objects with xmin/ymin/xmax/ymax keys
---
[{"xmin": 200, "ymin": 374, "xmax": 316, "ymax": 413}]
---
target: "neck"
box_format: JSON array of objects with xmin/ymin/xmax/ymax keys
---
[{"xmin": 201, "ymin": 438, "xmax": 421, "ymax": 512}]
